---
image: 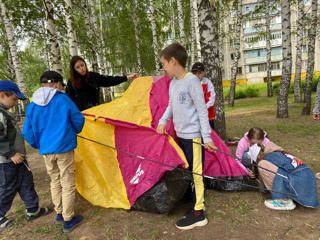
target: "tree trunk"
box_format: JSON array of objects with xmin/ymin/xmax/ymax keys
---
[
  {"xmin": 302, "ymin": 0, "xmax": 317, "ymax": 115},
  {"xmin": 150, "ymin": 0, "xmax": 160, "ymax": 75},
  {"xmin": 43, "ymin": 0, "xmax": 63, "ymax": 76},
  {"xmin": 190, "ymin": 0, "xmax": 195, "ymax": 65},
  {"xmin": 197, "ymin": 0, "xmax": 226, "ymax": 140},
  {"xmin": 81, "ymin": 0, "xmax": 98, "ymax": 72},
  {"xmin": 170, "ymin": 0, "xmax": 176, "ymax": 42},
  {"xmin": 132, "ymin": 0, "xmax": 142, "ymax": 74},
  {"xmin": 294, "ymin": 0, "xmax": 304, "ymax": 103},
  {"xmin": 193, "ymin": 0, "xmax": 202, "ymax": 62},
  {"xmin": 41, "ymin": 18, "xmax": 50, "ymax": 70},
  {"xmin": 277, "ymin": 0, "xmax": 292, "ymax": 118},
  {"xmin": 65, "ymin": 0, "xmax": 78, "ymax": 57},
  {"xmin": 265, "ymin": 0, "xmax": 272, "ymax": 97},
  {"xmin": 177, "ymin": 0, "xmax": 186, "ymax": 47},
  {"xmin": 218, "ymin": 0, "xmax": 224, "ymax": 66},
  {"xmin": 228, "ymin": 0, "xmax": 242, "ymax": 107},
  {"xmin": 0, "ymin": 1, "xmax": 30, "ymax": 107},
  {"xmin": 89, "ymin": 0, "xmax": 101, "ymax": 73}
]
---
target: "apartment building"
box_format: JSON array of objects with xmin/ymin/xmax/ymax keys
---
[{"xmin": 221, "ymin": 0, "xmax": 320, "ymax": 86}]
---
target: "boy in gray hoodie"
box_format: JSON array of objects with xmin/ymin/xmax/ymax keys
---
[{"xmin": 156, "ymin": 43, "xmax": 216, "ymax": 230}]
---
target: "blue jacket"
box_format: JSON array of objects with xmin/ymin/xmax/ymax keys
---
[
  {"xmin": 265, "ymin": 151, "xmax": 319, "ymax": 208},
  {"xmin": 22, "ymin": 87, "xmax": 85, "ymax": 154}
]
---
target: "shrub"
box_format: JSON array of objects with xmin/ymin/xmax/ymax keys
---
[
  {"xmin": 235, "ymin": 89, "xmax": 246, "ymax": 99},
  {"xmin": 244, "ymin": 86, "xmax": 259, "ymax": 97}
]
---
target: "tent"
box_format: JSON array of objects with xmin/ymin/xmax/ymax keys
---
[{"xmin": 75, "ymin": 75, "xmax": 255, "ymax": 213}]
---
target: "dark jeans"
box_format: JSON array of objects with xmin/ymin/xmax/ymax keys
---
[{"xmin": 0, "ymin": 161, "xmax": 39, "ymax": 216}]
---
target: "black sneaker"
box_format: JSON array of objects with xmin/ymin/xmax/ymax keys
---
[{"xmin": 176, "ymin": 211, "xmax": 208, "ymax": 230}]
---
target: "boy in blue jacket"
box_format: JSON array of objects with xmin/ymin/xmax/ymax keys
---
[
  {"xmin": 0, "ymin": 80, "xmax": 52, "ymax": 231},
  {"xmin": 22, "ymin": 71, "xmax": 85, "ymax": 233}
]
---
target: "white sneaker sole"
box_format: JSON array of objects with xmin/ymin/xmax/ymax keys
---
[
  {"xmin": 264, "ymin": 202, "xmax": 296, "ymax": 210},
  {"xmin": 175, "ymin": 218, "xmax": 208, "ymax": 230}
]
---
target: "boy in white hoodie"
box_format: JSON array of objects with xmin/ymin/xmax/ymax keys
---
[{"xmin": 22, "ymin": 71, "xmax": 85, "ymax": 233}]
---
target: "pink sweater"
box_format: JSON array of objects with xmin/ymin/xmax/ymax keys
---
[{"xmin": 235, "ymin": 131, "xmax": 270, "ymax": 160}]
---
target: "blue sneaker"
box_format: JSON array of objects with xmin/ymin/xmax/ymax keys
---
[
  {"xmin": 0, "ymin": 217, "xmax": 14, "ymax": 231},
  {"xmin": 264, "ymin": 198, "xmax": 296, "ymax": 210},
  {"xmin": 63, "ymin": 215, "xmax": 82, "ymax": 233},
  {"xmin": 55, "ymin": 214, "xmax": 64, "ymax": 224}
]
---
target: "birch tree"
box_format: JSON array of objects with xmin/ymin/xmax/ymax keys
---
[
  {"xmin": 177, "ymin": 0, "xmax": 186, "ymax": 47},
  {"xmin": 277, "ymin": 0, "xmax": 292, "ymax": 118},
  {"xmin": 150, "ymin": 0, "xmax": 160, "ymax": 75},
  {"xmin": 43, "ymin": 0, "xmax": 63, "ymax": 76},
  {"xmin": 197, "ymin": 0, "xmax": 226, "ymax": 139},
  {"xmin": 218, "ymin": 0, "xmax": 224, "ymax": 66},
  {"xmin": 65, "ymin": 0, "xmax": 78, "ymax": 57},
  {"xmin": 132, "ymin": 0, "xmax": 142, "ymax": 74},
  {"xmin": 0, "ymin": 0, "xmax": 30, "ymax": 106},
  {"xmin": 190, "ymin": 0, "xmax": 195, "ymax": 65},
  {"xmin": 302, "ymin": 0, "xmax": 317, "ymax": 115},
  {"xmin": 81, "ymin": 0, "xmax": 98, "ymax": 72},
  {"xmin": 293, "ymin": 0, "xmax": 304, "ymax": 103},
  {"xmin": 41, "ymin": 18, "xmax": 50, "ymax": 70},
  {"xmin": 265, "ymin": 0, "xmax": 272, "ymax": 97},
  {"xmin": 228, "ymin": 0, "xmax": 242, "ymax": 107},
  {"xmin": 170, "ymin": 0, "xmax": 176, "ymax": 42},
  {"xmin": 193, "ymin": 0, "xmax": 202, "ymax": 61}
]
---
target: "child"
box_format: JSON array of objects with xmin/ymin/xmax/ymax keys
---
[
  {"xmin": 253, "ymin": 142, "xmax": 319, "ymax": 210},
  {"xmin": 156, "ymin": 43, "xmax": 216, "ymax": 230},
  {"xmin": 0, "ymin": 80, "xmax": 52, "ymax": 231},
  {"xmin": 22, "ymin": 71, "xmax": 85, "ymax": 233},
  {"xmin": 235, "ymin": 127, "xmax": 270, "ymax": 168},
  {"xmin": 191, "ymin": 62, "xmax": 216, "ymax": 130}
]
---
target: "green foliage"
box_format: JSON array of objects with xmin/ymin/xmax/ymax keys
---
[
  {"xmin": 272, "ymin": 75, "xmax": 319, "ymax": 94},
  {"xmin": 224, "ymin": 85, "xmax": 260, "ymax": 99}
]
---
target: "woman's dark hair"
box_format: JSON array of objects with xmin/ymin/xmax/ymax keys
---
[
  {"xmin": 69, "ymin": 56, "xmax": 90, "ymax": 89},
  {"xmin": 247, "ymin": 127, "xmax": 266, "ymax": 141}
]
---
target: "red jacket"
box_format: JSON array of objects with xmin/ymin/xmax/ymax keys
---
[{"xmin": 201, "ymin": 77, "xmax": 216, "ymax": 121}]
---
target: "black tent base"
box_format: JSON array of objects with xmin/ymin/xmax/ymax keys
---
[{"xmin": 205, "ymin": 175, "xmax": 259, "ymax": 191}]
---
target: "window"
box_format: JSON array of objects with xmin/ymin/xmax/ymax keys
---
[
  {"xmin": 229, "ymin": 10, "xmax": 236, "ymax": 18},
  {"xmin": 221, "ymin": 54, "xmax": 224, "ymax": 62},
  {"xmin": 304, "ymin": 0, "xmax": 311, "ymax": 6},
  {"xmin": 231, "ymin": 53, "xmax": 241, "ymax": 60},
  {"xmin": 221, "ymin": 69, "xmax": 225, "ymax": 76},
  {"xmin": 302, "ymin": 45, "xmax": 308, "ymax": 53},
  {"xmin": 229, "ymin": 24, "xmax": 236, "ymax": 32},
  {"xmin": 230, "ymin": 39, "xmax": 235, "ymax": 47},
  {"xmin": 248, "ymin": 64, "xmax": 265, "ymax": 72},
  {"xmin": 237, "ymin": 67, "xmax": 242, "ymax": 74},
  {"xmin": 271, "ymin": 47, "xmax": 281, "ymax": 55},
  {"xmin": 302, "ymin": 60, "xmax": 308, "ymax": 69},
  {"xmin": 271, "ymin": 62, "xmax": 281, "ymax": 70},
  {"xmin": 303, "ymin": 29, "xmax": 311, "ymax": 38},
  {"xmin": 271, "ymin": 32, "xmax": 281, "ymax": 40}
]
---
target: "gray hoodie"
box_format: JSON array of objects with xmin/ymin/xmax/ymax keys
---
[{"xmin": 158, "ymin": 73, "xmax": 212, "ymax": 143}]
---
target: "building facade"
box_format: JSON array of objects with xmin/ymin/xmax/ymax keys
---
[{"xmin": 221, "ymin": 0, "xmax": 320, "ymax": 86}]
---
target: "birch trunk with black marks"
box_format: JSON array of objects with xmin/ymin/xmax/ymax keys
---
[
  {"xmin": 132, "ymin": 0, "xmax": 141, "ymax": 74},
  {"xmin": 277, "ymin": 0, "xmax": 292, "ymax": 118},
  {"xmin": 218, "ymin": 0, "xmax": 224, "ymax": 66},
  {"xmin": 302, "ymin": 0, "xmax": 317, "ymax": 115},
  {"xmin": 197, "ymin": 0, "xmax": 226, "ymax": 140},
  {"xmin": 228, "ymin": 0, "xmax": 242, "ymax": 107},
  {"xmin": 0, "ymin": 0, "xmax": 30, "ymax": 107},
  {"xmin": 150, "ymin": 0, "xmax": 160, "ymax": 75},
  {"xmin": 193, "ymin": 0, "xmax": 202, "ymax": 62},
  {"xmin": 41, "ymin": 18, "xmax": 51, "ymax": 70},
  {"xmin": 43, "ymin": 0, "xmax": 63, "ymax": 76},
  {"xmin": 294, "ymin": 0, "xmax": 304, "ymax": 103},
  {"xmin": 177, "ymin": 0, "xmax": 186, "ymax": 47},
  {"xmin": 265, "ymin": 0, "xmax": 272, "ymax": 97},
  {"xmin": 190, "ymin": 0, "xmax": 195, "ymax": 65},
  {"xmin": 170, "ymin": 0, "xmax": 176, "ymax": 42},
  {"xmin": 81, "ymin": 0, "xmax": 98, "ymax": 72},
  {"xmin": 65, "ymin": 0, "xmax": 78, "ymax": 57}
]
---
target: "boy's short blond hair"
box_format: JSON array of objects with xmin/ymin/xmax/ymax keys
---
[{"xmin": 160, "ymin": 43, "xmax": 188, "ymax": 68}]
